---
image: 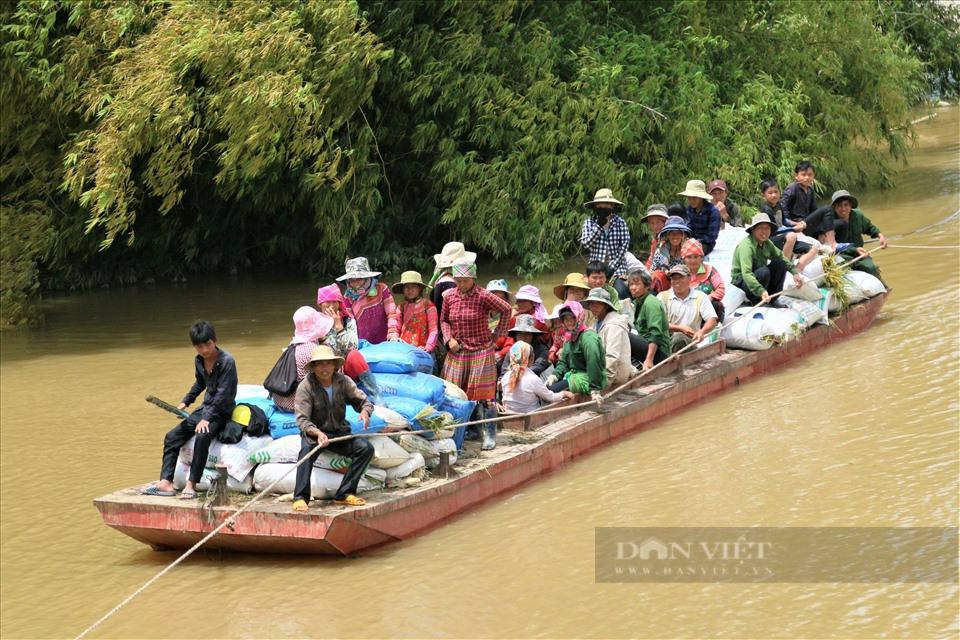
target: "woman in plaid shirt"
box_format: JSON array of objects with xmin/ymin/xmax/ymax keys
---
[{"xmin": 440, "ymin": 261, "xmax": 514, "ymax": 451}]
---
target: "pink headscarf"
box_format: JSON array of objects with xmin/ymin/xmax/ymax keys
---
[
  {"xmin": 559, "ymin": 301, "xmax": 589, "ymax": 342},
  {"xmin": 515, "ymin": 285, "xmax": 547, "ymax": 323},
  {"xmin": 316, "ymin": 284, "xmax": 354, "ymax": 319}
]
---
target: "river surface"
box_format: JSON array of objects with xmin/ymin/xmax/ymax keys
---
[{"xmin": 2, "ymin": 106, "xmax": 958, "ymax": 639}]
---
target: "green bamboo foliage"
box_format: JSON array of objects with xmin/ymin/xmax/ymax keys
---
[{"xmin": 1, "ymin": 0, "xmax": 955, "ymax": 325}]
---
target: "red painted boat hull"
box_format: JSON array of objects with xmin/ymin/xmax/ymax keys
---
[{"xmin": 95, "ymin": 293, "xmax": 888, "ymax": 555}]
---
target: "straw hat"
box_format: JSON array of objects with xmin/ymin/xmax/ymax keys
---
[
  {"xmin": 584, "ymin": 188, "xmax": 625, "ymax": 209},
  {"xmin": 434, "ymin": 242, "xmax": 477, "ymax": 269},
  {"xmin": 391, "ymin": 271, "xmax": 431, "ymax": 295},
  {"xmin": 291, "ymin": 306, "xmax": 334, "ymax": 344},
  {"xmin": 745, "ymin": 212, "xmax": 776, "ymax": 232},
  {"xmin": 584, "ymin": 287, "xmax": 617, "ymax": 311},
  {"xmin": 678, "ymin": 179, "xmax": 712, "ymax": 200},
  {"xmin": 335, "ymin": 257, "xmax": 380, "ymax": 282},
  {"xmin": 306, "ymin": 344, "xmax": 344, "ymax": 370},
  {"xmin": 552, "ymin": 273, "xmax": 591, "ymax": 301},
  {"xmin": 508, "ymin": 314, "xmax": 544, "ymax": 335},
  {"xmin": 486, "ymin": 279, "xmax": 516, "ymax": 305},
  {"xmin": 830, "ymin": 189, "xmax": 859, "ymax": 209}
]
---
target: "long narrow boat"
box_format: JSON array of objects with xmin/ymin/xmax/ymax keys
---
[{"xmin": 94, "ymin": 292, "xmax": 888, "ymax": 556}]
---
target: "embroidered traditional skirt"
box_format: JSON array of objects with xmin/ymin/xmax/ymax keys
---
[{"xmin": 442, "ymin": 346, "xmax": 497, "ymax": 401}]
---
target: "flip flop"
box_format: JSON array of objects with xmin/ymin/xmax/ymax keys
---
[
  {"xmin": 334, "ymin": 494, "xmax": 366, "ymax": 507},
  {"xmin": 141, "ymin": 484, "xmax": 176, "ymax": 497},
  {"xmin": 179, "ymin": 488, "xmax": 197, "ymax": 500},
  {"xmin": 292, "ymin": 499, "xmax": 309, "ymax": 512}
]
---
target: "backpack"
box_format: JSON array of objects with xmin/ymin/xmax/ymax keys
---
[
  {"xmin": 218, "ymin": 403, "xmax": 271, "ymax": 443},
  {"xmin": 263, "ymin": 346, "xmax": 298, "ymax": 396}
]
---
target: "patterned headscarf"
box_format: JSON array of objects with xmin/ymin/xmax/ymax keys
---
[
  {"xmin": 451, "ymin": 261, "xmax": 478, "ymax": 278},
  {"xmin": 504, "ymin": 341, "xmax": 533, "ymax": 393},
  {"xmin": 559, "ymin": 301, "xmax": 589, "ymax": 342},
  {"xmin": 316, "ymin": 283, "xmax": 353, "ymax": 319},
  {"xmin": 681, "ymin": 238, "xmax": 704, "ymax": 258},
  {"xmin": 344, "ymin": 277, "xmax": 375, "ymax": 302}
]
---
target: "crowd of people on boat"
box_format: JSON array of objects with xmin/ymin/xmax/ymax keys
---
[{"xmin": 140, "ymin": 161, "xmax": 888, "ymax": 507}]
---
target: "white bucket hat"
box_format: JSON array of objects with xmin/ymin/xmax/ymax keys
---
[
  {"xmin": 678, "ymin": 179, "xmax": 712, "ymax": 200},
  {"xmin": 434, "ymin": 242, "xmax": 477, "ymax": 269}
]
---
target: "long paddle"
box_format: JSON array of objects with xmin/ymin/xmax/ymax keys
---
[{"xmin": 145, "ymin": 395, "xmax": 190, "ymax": 419}]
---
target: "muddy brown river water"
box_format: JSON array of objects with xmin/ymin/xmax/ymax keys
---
[{"xmin": 1, "ymin": 107, "xmax": 958, "ymax": 639}]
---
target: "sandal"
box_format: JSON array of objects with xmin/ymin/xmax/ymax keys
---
[
  {"xmin": 179, "ymin": 488, "xmax": 197, "ymax": 500},
  {"xmin": 334, "ymin": 494, "xmax": 366, "ymax": 507},
  {"xmin": 292, "ymin": 499, "xmax": 309, "ymax": 512}
]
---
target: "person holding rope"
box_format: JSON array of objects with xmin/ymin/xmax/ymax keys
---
[
  {"xmin": 828, "ymin": 190, "xmax": 888, "ymax": 279},
  {"xmin": 731, "ymin": 213, "xmax": 804, "ymax": 305},
  {"xmin": 292, "ymin": 345, "xmax": 374, "ymax": 511}
]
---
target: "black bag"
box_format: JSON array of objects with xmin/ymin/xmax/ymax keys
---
[
  {"xmin": 263, "ymin": 346, "xmax": 298, "ymax": 396},
  {"xmin": 218, "ymin": 403, "xmax": 271, "ymax": 443}
]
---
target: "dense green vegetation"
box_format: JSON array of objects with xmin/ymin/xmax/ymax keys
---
[{"xmin": 2, "ymin": 0, "xmax": 958, "ymax": 326}]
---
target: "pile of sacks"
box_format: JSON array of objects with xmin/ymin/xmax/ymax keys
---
[
  {"xmin": 706, "ymin": 227, "xmax": 886, "ymax": 352},
  {"xmin": 174, "ymin": 343, "xmax": 476, "ymax": 496}
]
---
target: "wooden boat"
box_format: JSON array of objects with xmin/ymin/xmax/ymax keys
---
[{"xmin": 94, "ymin": 292, "xmax": 888, "ymax": 556}]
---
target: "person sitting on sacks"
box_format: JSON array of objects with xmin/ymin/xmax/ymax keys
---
[
  {"xmin": 759, "ymin": 178, "xmax": 822, "ymax": 272},
  {"xmin": 271, "ymin": 306, "xmax": 335, "ymax": 413},
  {"xmin": 499, "ymin": 342, "xmax": 574, "ymax": 414},
  {"xmin": 682, "ymin": 239, "xmax": 726, "ymax": 322},
  {"xmin": 826, "ymin": 189, "xmax": 888, "ymax": 280},
  {"xmin": 316, "ymin": 283, "xmax": 383, "ymax": 403},
  {"xmin": 642, "ymin": 204, "xmax": 669, "ymax": 270},
  {"xmin": 141, "ymin": 320, "xmax": 237, "ymax": 500},
  {"xmin": 649, "ymin": 216, "xmax": 692, "ymax": 294},
  {"xmin": 292, "ymin": 345, "xmax": 374, "ymax": 511},
  {"xmin": 731, "ymin": 213, "xmax": 805, "ymax": 306},
  {"xmin": 337, "ymin": 257, "xmax": 399, "ymax": 345},
  {"xmin": 392, "ymin": 270, "xmax": 438, "ymax": 352},
  {"xmin": 708, "ymin": 179, "xmax": 743, "ymax": 228},
  {"xmin": 544, "ymin": 301, "xmax": 607, "ymax": 403},
  {"xmin": 679, "ymin": 179, "xmax": 722, "ymax": 255},
  {"xmin": 580, "ymin": 188, "xmax": 631, "ymax": 299},
  {"xmin": 657, "ymin": 264, "xmax": 719, "ymax": 353},
  {"xmin": 627, "ymin": 269, "xmax": 671, "ymax": 371},
  {"xmin": 584, "ymin": 287, "xmax": 635, "ymax": 387}
]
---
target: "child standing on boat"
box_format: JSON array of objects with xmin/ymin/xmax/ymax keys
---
[
  {"xmin": 392, "ymin": 271, "xmax": 438, "ymax": 352},
  {"xmin": 141, "ymin": 320, "xmax": 238, "ymax": 500}
]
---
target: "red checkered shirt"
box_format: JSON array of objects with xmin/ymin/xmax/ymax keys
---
[{"xmin": 440, "ymin": 285, "xmax": 514, "ymax": 351}]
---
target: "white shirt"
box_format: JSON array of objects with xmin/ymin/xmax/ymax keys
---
[
  {"xmin": 657, "ymin": 288, "xmax": 717, "ymax": 331},
  {"xmin": 500, "ymin": 368, "xmax": 566, "ymax": 414}
]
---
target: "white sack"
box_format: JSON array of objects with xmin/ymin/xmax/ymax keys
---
[
  {"xmin": 384, "ymin": 453, "xmax": 426, "ymax": 483},
  {"xmin": 172, "ymin": 461, "xmax": 254, "ymax": 494},
  {"xmin": 369, "ymin": 436, "xmax": 413, "ymax": 469},
  {"xmin": 252, "ymin": 463, "xmax": 377, "ymax": 498}
]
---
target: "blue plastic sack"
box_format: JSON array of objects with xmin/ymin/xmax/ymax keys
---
[
  {"xmin": 375, "ymin": 372, "xmax": 447, "ymax": 405},
  {"xmin": 438, "ymin": 394, "xmax": 476, "ymax": 426},
  {"xmin": 347, "ymin": 405, "xmax": 388, "ymax": 434},
  {"xmin": 381, "ymin": 396, "xmax": 439, "ymax": 436},
  {"xmin": 359, "ymin": 342, "xmax": 434, "ymax": 374}
]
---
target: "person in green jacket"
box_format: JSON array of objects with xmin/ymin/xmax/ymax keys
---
[
  {"xmin": 829, "ymin": 190, "xmax": 887, "ymax": 279},
  {"xmin": 731, "ymin": 213, "xmax": 804, "ymax": 305},
  {"xmin": 544, "ymin": 301, "xmax": 607, "ymax": 400},
  {"xmin": 627, "ymin": 269, "xmax": 671, "ymax": 371}
]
